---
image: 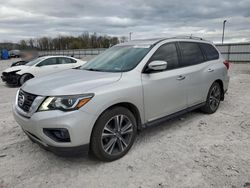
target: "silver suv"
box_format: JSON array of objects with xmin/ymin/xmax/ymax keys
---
[{"xmin": 13, "ymin": 37, "xmax": 230, "ymax": 161}]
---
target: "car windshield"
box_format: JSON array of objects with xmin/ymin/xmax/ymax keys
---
[
  {"xmin": 80, "ymin": 45, "xmax": 151, "ymax": 72},
  {"xmin": 26, "ymin": 57, "xmax": 46, "ymax": 66}
]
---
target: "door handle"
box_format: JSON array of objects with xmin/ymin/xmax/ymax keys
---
[
  {"xmin": 208, "ymin": 68, "xmax": 214, "ymax": 72},
  {"xmin": 177, "ymin": 75, "xmax": 186, "ymax": 80}
]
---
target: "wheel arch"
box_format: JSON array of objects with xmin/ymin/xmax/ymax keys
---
[
  {"xmin": 18, "ymin": 70, "xmax": 35, "ymax": 77},
  {"xmin": 23, "ymin": 73, "xmax": 34, "ymax": 77},
  {"xmin": 92, "ymin": 102, "xmax": 142, "ymax": 134},
  {"xmin": 214, "ymin": 79, "xmax": 224, "ymax": 101},
  {"xmin": 19, "ymin": 73, "xmax": 35, "ymax": 85},
  {"xmin": 20, "ymin": 73, "xmax": 35, "ymax": 80},
  {"xmin": 110, "ymin": 102, "xmax": 142, "ymax": 130}
]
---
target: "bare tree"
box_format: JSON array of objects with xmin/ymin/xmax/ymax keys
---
[{"xmin": 19, "ymin": 32, "xmax": 124, "ymax": 50}]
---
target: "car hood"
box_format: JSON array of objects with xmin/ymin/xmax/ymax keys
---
[
  {"xmin": 22, "ymin": 69, "xmax": 122, "ymax": 96},
  {"xmin": 4, "ymin": 65, "xmax": 30, "ymax": 73}
]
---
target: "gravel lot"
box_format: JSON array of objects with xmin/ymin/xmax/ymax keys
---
[{"xmin": 0, "ymin": 59, "xmax": 250, "ymax": 188}]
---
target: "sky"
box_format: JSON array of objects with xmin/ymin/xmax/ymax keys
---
[{"xmin": 0, "ymin": 0, "xmax": 250, "ymax": 43}]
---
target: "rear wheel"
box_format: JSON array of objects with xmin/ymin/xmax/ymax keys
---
[
  {"xmin": 91, "ymin": 107, "xmax": 137, "ymax": 161},
  {"xmin": 201, "ymin": 82, "xmax": 222, "ymax": 114},
  {"xmin": 19, "ymin": 74, "xmax": 33, "ymax": 85}
]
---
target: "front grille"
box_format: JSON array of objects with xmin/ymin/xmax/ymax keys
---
[{"xmin": 18, "ymin": 89, "xmax": 37, "ymax": 112}]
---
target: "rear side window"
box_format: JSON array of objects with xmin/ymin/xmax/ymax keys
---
[
  {"xmin": 179, "ymin": 42, "xmax": 204, "ymax": 67},
  {"xmin": 200, "ymin": 43, "xmax": 219, "ymax": 61},
  {"xmin": 70, "ymin": 58, "xmax": 77, "ymax": 63},
  {"xmin": 149, "ymin": 43, "xmax": 179, "ymax": 70},
  {"xmin": 58, "ymin": 57, "xmax": 76, "ymax": 64}
]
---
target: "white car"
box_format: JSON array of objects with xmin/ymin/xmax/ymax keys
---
[{"xmin": 1, "ymin": 56, "xmax": 86, "ymax": 85}]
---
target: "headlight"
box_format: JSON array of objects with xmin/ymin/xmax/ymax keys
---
[{"xmin": 38, "ymin": 94, "xmax": 94, "ymax": 112}]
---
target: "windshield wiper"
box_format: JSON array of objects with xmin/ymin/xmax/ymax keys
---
[{"xmin": 83, "ymin": 68, "xmax": 103, "ymax": 72}]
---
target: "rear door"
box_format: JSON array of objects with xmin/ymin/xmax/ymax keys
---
[
  {"xmin": 57, "ymin": 57, "xmax": 78, "ymax": 69},
  {"xmin": 142, "ymin": 42, "xmax": 188, "ymax": 122},
  {"xmin": 177, "ymin": 42, "xmax": 214, "ymax": 107}
]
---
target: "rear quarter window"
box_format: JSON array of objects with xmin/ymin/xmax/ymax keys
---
[
  {"xmin": 58, "ymin": 57, "xmax": 76, "ymax": 64},
  {"xmin": 69, "ymin": 58, "xmax": 77, "ymax": 63},
  {"xmin": 200, "ymin": 43, "xmax": 219, "ymax": 61}
]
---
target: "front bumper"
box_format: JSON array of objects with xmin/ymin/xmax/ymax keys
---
[
  {"xmin": 13, "ymin": 105, "xmax": 98, "ymax": 155},
  {"xmin": 1, "ymin": 72, "xmax": 20, "ymax": 86},
  {"xmin": 26, "ymin": 132, "xmax": 89, "ymax": 156}
]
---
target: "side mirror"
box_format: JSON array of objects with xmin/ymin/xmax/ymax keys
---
[{"xmin": 147, "ymin": 60, "xmax": 167, "ymax": 72}]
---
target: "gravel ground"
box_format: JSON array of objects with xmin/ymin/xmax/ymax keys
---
[{"xmin": 0, "ymin": 59, "xmax": 250, "ymax": 188}]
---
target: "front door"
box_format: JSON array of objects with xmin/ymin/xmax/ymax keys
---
[
  {"xmin": 35, "ymin": 57, "xmax": 59, "ymax": 76},
  {"xmin": 142, "ymin": 43, "xmax": 188, "ymax": 122}
]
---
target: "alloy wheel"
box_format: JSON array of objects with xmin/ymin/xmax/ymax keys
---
[
  {"xmin": 209, "ymin": 84, "xmax": 221, "ymax": 111},
  {"xmin": 101, "ymin": 114, "xmax": 134, "ymax": 156}
]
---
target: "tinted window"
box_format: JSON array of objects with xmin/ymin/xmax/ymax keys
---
[
  {"xmin": 58, "ymin": 57, "xmax": 76, "ymax": 64},
  {"xmin": 179, "ymin": 42, "xmax": 204, "ymax": 67},
  {"xmin": 149, "ymin": 43, "xmax": 179, "ymax": 70},
  {"xmin": 200, "ymin": 43, "xmax": 219, "ymax": 61},
  {"xmin": 37, "ymin": 58, "xmax": 57, "ymax": 66}
]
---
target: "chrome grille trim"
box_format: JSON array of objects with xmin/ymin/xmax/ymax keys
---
[
  {"xmin": 15, "ymin": 89, "xmax": 45, "ymax": 118},
  {"xmin": 18, "ymin": 89, "xmax": 37, "ymax": 112}
]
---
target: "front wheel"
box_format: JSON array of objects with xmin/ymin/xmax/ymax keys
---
[
  {"xmin": 19, "ymin": 74, "xmax": 33, "ymax": 85},
  {"xmin": 201, "ymin": 82, "xmax": 222, "ymax": 114},
  {"xmin": 91, "ymin": 107, "xmax": 137, "ymax": 161}
]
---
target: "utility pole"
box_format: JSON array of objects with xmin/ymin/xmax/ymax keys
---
[
  {"xmin": 129, "ymin": 32, "xmax": 132, "ymax": 41},
  {"xmin": 222, "ymin": 20, "xmax": 227, "ymax": 44}
]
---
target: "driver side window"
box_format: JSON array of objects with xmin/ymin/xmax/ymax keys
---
[
  {"xmin": 37, "ymin": 58, "xmax": 57, "ymax": 67},
  {"xmin": 149, "ymin": 43, "xmax": 179, "ymax": 70}
]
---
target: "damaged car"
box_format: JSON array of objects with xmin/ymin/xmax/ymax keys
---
[{"xmin": 1, "ymin": 56, "xmax": 86, "ymax": 86}]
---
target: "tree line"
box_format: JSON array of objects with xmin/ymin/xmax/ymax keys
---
[{"xmin": 19, "ymin": 32, "xmax": 128, "ymax": 50}]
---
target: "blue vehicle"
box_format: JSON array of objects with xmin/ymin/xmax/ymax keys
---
[{"xmin": 1, "ymin": 49, "xmax": 9, "ymax": 59}]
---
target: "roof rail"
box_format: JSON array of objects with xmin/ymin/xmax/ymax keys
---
[
  {"xmin": 121, "ymin": 36, "xmax": 209, "ymax": 47},
  {"xmin": 171, "ymin": 35, "xmax": 205, "ymax": 41},
  {"xmin": 131, "ymin": 36, "xmax": 206, "ymax": 43}
]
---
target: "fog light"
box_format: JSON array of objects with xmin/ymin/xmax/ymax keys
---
[{"xmin": 43, "ymin": 128, "xmax": 71, "ymax": 142}]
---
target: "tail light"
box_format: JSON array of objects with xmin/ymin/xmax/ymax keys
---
[{"xmin": 223, "ymin": 60, "xmax": 230, "ymax": 70}]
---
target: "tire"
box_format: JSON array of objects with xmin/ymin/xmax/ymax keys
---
[
  {"xmin": 19, "ymin": 74, "xmax": 33, "ymax": 85},
  {"xmin": 201, "ymin": 82, "xmax": 222, "ymax": 114},
  {"xmin": 91, "ymin": 106, "xmax": 137, "ymax": 161}
]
